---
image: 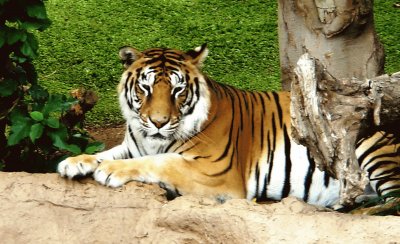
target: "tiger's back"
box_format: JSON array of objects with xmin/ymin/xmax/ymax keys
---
[
  {"xmin": 172, "ymin": 86, "xmax": 342, "ymax": 206},
  {"xmin": 58, "ymin": 45, "xmax": 400, "ymax": 208}
]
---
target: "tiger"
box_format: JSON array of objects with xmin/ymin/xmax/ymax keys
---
[{"xmin": 57, "ymin": 44, "xmax": 400, "ymax": 208}]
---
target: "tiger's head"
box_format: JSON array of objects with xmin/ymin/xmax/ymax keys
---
[{"xmin": 117, "ymin": 44, "xmax": 211, "ymax": 141}]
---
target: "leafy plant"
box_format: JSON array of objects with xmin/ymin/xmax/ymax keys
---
[{"xmin": 0, "ymin": 0, "xmax": 104, "ymax": 172}]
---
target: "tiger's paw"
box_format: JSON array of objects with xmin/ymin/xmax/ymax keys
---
[
  {"xmin": 57, "ymin": 154, "xmax": 99, "ymax": 179},
  {"xmin": 93, "ymin": 161, "xmax": 132, "ymax": 188}
]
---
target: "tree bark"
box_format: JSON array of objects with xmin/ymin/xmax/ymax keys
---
[
  {"xmin": 291, "ymin": 53, "xmax": 400, "ymax": 205},
  {"xmin": 278, "ymin": 0, "xmax": 384, "ymax": 91}
]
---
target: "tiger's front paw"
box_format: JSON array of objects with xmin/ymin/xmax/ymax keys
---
[
  {"xmin": 57, "ymin": 154, "xmax": 100, "ymax": 179},
  {"xmin": 93, "ymin": 161, "xmax": 132, "ymax": 188}
]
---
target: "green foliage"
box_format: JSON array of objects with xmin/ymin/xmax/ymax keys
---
[
  {"xmin": 374, "ymin": 0, "xmax": 400, "ymax": 75},
  {"xmin": 34, "ymin": 0, "xmax": 280, "ymax": 125},
  {"xmin": 34, "ymin": 0, "xmax": 400, "ymax": 126},
  {"xmin": 355, "ymin": 190, "xmax": 400, "ymax": 216},
  {"xmin": 0, "ymin": 0, "xmax": 104, "ymax": 172}
]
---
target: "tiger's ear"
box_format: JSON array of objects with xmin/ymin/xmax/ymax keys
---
[
  {"xmin": 186, "ymin": 43, "xmax": 208, "ymax": 67},
  {"xmin": 119, "ymin": 46, "xmax": 142, "ymax": 69}
]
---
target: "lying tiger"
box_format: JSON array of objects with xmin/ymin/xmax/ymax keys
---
[{"xmin": 58, "ymin": 44, "xmax": 400, "ymax": 208}]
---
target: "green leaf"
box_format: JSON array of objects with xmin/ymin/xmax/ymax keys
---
[
  {"xmin": 26, "ymin": 3, "xmax": 48, "ymax": 20},
  {"xmin": 15, "ymin": 56, "xmax": 27, "ymax": 63},
  {"xmin": 29, "ymin": 84, "xmax": 49, "ymax": 101},
  {"xmin": 45, "ymin": 117, "xmax": 60, "ymax": 128},
  {"xmin": 7, "ymin": 111, "xmax": 32, "ymax": 146},
  {"xmin": 20, "ymin": 33, "xmax": 38, "ymax": 58},
  {"xmin": 21, "ymin": 41, "xmax": 33, "ymax": 56},
  {"xmin": 30, "ymin": 123, "xmax": 44, "ymax": 143},
  {"xmin": 14, "ymin": 65, "xmax": 29, "ymax": 84},
  {"xmin": 0, "ymin": 0, "xmax": 9, "ymax": 5},
  {"xmin": 30, "ymin": 111, "xmax": 44, "ymax": 121},
  {"xmin": 47, "ymin": 125, "xmax": 68, "ymax": 140},
  {"xmin": 7, "ymin": 29, "xmax": 27, "ymax": 45},
  {"xmin": 85, "ymin": 141, "xmax": 105, "ymax": 154},
  {"xmin": 0, "ymin": 79, "xmax": 18, "ymax": 97},
  {"xmin": 42, "ymin": 94, "xmax": 68, "ymax": 115},
  {"xmin": 21, "ymin": 19, "xmax": 51, "ymax": 31},
  {"xmin": 53, "ymin": 135, "xmax": 81, "ymax": 155}
]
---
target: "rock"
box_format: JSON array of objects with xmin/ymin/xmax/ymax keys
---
[{"xmin": 0, "ymin": 172, "xmax": 399, "ymax": 243}]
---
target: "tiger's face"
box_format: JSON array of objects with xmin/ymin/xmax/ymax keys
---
[{"xmin": 117, "ymin": 44, "xmax": 210, "ymax": 141}]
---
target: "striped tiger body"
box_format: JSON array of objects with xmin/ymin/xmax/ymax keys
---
[{"xmin": 58, "ymin": 45, "xmax": 400, "ymax": 208}]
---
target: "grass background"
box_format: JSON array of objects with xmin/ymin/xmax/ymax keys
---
[{"xmin": 34, "ymin": 0, "xmax": 400, "ymax": 126}]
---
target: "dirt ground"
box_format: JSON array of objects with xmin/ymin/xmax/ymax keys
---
[
  {"xmin": 0, "ymin": 172, "xmax": 399, "ymax": 243},
  {"xmin": 45, "ymin": 124, "xmax": 399, "ymax": 243},
  {"xmin": 87, "ymin": 123, "xmax": 126, "ymax": 150}
]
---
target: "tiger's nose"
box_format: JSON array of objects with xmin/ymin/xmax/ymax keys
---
[{"xmin": 149, "ymin": 115, "xmax": 170, "ymax": 128}]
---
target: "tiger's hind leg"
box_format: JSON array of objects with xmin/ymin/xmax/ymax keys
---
[
  {"xmin": 357, "ymin": 132, "xmax": 400, "ymax": 197},
  {"xmin": 355, "ymin": 132, "xmax": 400, "ymax": 214}
]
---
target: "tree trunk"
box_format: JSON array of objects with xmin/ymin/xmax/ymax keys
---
[
  {"xmin": 278, "ymin": 0, "xmax": 384, "ymax": 91},
  {"xmin": 291, "ymin": 53, "xmax": 400, "ymax": 205}
]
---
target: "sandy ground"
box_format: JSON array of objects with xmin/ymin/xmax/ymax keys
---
[
  {"xmin": 1, "ymin": 125, "xmax": 398, "ymax": 243},
  {"xmin": 0, "ymin": 172, "xmax": 399, "ymax": 243}
]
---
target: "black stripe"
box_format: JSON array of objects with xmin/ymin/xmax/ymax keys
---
[
  {"xmin": 193, "ymin": 77, "xmax": 200, "ymax": 101},
  {"xmin": 235, "ymin": 125, "xmax": 240, "ymax": 168},
  {"xmin": 303, "ymin": 150, "xmax": 315, "ymax": 202},
  {"xmin": 259, "ymin": 174, "xmax": 268, "ymax": 202},
  {"xmin": 251, "ymin": 94, "xmax": 255, "ymax": 140},
  {"xmin": 254, "ymin": 162, "xmax": 260, "ymax": 199},
  {"xmin": 212, "ymin": 79, "xmax": 223, "ymax": 99},
  {"xmin": 373, "ymin": 165, "xmax": 400, "ymax": 178},
  {"xmin": 185, "ymin": 83, "xmax": 198, "ymax": 115},
  {"xmin": 249, "ymin": 92, "xmax": 258, "ymax": 105},
  {"xmin": 207, "ymin": 88, "xmax": 237, "ymax": 176},
  {"xmin": 124, "ymin": 72, "xmax": 133, "ymax": 109},
  {"xmin": 264, "ymin": 91, "xmax": 271, "ymax": 100},
  {"xmin": 281, "ymin": 125, "xmax": 292, "ymax": 198},
  {"xmin": 128, "ymin": 125, "xmax": 142, "ymax": 156},
  {"xmin": 183, "ymin": 83, "xmax": 194, "ymax": 107},
  {"xmin": 375, "ymin": 178, "xmax": 396, "ymax": 195},
  {"xmin": 127, "ymin": 148, "xmax": 133, "ymax": 158},
  {"xmin": 267, "ymin": 118, "xmax": 276, "ymax": 184},
  {"xmin": 379, "ymin": 185, "xmax": 400, "ymax": 194},
  {"xmin": 212, "ymin": 91, "xmax": 235, "ymax": 162},
  {"xmin": 366, "ymin": 160, "xmax": 397, "ymax": 176},
  {"xmin": 271, "ymin": 113, "xmax": 277, "ymax": 150},
  {"xmin": 242, "ymin": 91, "xmax": 249, "ymax": 111},
  {"xmin": 257, "ymin": 92, "xmax": 266, "ymax": 117},
  {"xmin": 266, "ymin": 131, "xmax": 274, "ymax": 187},
  {"xmin": 362, "ymin": 151, "xmax": 399, "ymax": 169},
  {"xmin": 208, "ymin": 144, "xmax": 235, "ymax": 177},
  {"xmin": 259, "ymin": 93, "xmax": 265, "ymax": 152},
  {"xmin": 193, "ymin": 155, "xmax": 211, "ymax": 160},
  {"xmin": 257, "ymin": 155, "xmax": 269, "ymax": 201},
  {"xmin": 165, "ymin": 59, "xmax": 179, "ymax": 66},
  {"xmin": 323, "ymin": 171, "xmax": 330, "ymax": 187},
  {"xmin": 357, "ymin": 133, "xmax": 389, "ymax": 165},
  {"xmin": 272, "ymin": 92, "xmax": 283, "ymax": 128},
  {"xmin": 232, "ymin": 89, "xmax": 244, "ymax": 131},
  {"xmin": 165, "ymin": 140, "xmax": 178, "ymax": 153}
]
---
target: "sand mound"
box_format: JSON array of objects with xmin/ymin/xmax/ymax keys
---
[{"xmin": 0, "ymin": 172, "xmax": 399, "ymax": 243}]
